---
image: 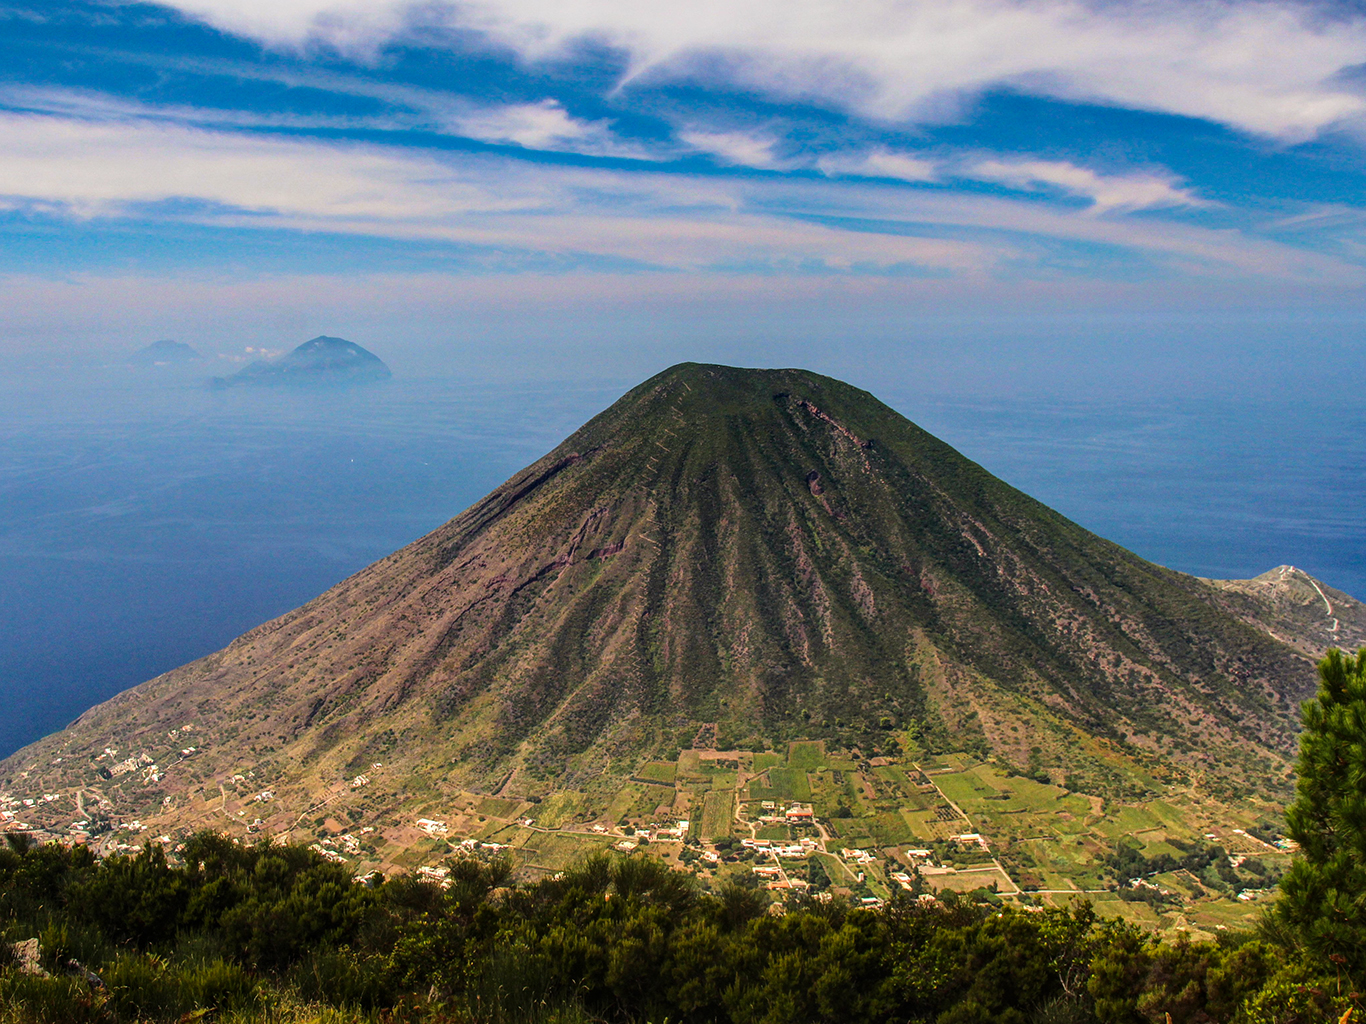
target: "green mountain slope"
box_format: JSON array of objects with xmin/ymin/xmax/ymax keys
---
[{"xmin": 0, "ymin": 364, "xmax": 1334, "ymax": 837}]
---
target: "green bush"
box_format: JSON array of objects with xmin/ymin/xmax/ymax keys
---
[
  {"xmin": 36, "ymin": 921, "xmax": 105, "ymax": 974},
  {"xmin": 1277, "ymin": 647, "xmax": 1366, "ymax": 981},
  {"xmin": 289, "ymin": 948, "xmax": 393, "ymax": 1010},
  {"xmin": 103, "ymin": 953, "xmax": 190, "ymax": 1022},
  {"xmin": 0, "ymin": 822, "xmax": 1360, "ymax": 1024},
  {"xmin": 1232, "ymin": 959, "xmax": 1357, "ymax": 1024},
  {"xmin": 179, "ymin": 957, "xmax": 259, "ymax": 1014},
  {"xmin": 0, "ymin": 973, "xmax": 109, "ymax": 1024}
]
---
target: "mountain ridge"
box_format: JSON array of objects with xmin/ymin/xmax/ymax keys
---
[
  {"xmin": 0, "ymin": 363, "xmax": 1347, "ymax": 844},
  {"xmin": 1204, "ymin": 565, "xmax": 1366, "ymax": 656}
]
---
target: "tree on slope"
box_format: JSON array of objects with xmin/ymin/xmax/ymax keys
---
[{"xmin": 1277, "ymin": 646, "xmax": 1366, "ymax": 980}]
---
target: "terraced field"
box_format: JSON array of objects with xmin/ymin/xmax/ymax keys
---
[
  {"xmin": 700, "ymin": 790, "xmax": 735, "ymax": 840},
  {"xmin": 41, "ymin": 733, "xmax": 1285, "ymax": 942},
  {"xmin": 787, "ymin": 741, "xmax": 826, "ymax": 770}
]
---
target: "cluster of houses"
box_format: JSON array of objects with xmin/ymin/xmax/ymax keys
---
[
  {"xmin": 351, "ymin": 763, "xmax": 382, "ymax": 789},
  {"xmin": 309, "ymin": 831, "xmax": 368, "ymax": 862},
  {"xmin": 613, "ymin": 819, "xmax": 691, "ymax": 852},
  {"xmin": 0, "ymin": 810, "xmax": 30, "ymax": 831},
  {"xmin": 753, "ymin": 802, "xmax": 815, "ymax": 826},
  {"xmin": 92, "ymin": 736, "xmax": 197, "ymax": 785},
  {"xmin": 655, "ymin": 819, "xmax": 690, "ymax": 840},
  {"xmin": 309, "ymin": 843, "xmax": 347, "ymax": 864},
  {"xmin": 0, "ymin": 788, "xmax": 96, "ymax": 834},
  {"xmin": 310, "ymin": 832, "xmax": 368, "ymax": 863},
  {"xmin": 1128, "ymin": 877, "xmax": 1170, "ymax": 895},
  {"xmin": 455, "ymin": 837, "xmax": 509, "ymax": 853},
  {"xmin": 418, "ymin": 865, "xmax": 451, "ymax": 886},
  {"xmin": 753, "ymin": 865, "xmax": 811, "ymax": 890},
  {"xmin": 100, "ymin": 752, "xmax": 153, "ymax": 779},
  {"xmin": 742, "ymin": 836, "xmax": 819, "ymax": 858},
  {"xmin": 310, "ymin": 822, "xmax": 511, "ymax": 869},
  {"xmin": 634, "ymin": 820, "xmax": 691, "ymax": 841}
]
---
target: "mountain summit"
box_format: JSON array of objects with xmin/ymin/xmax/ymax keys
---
[
  {"xmin": 0, "ymin": 364, "xmax": 1342, "ymax": 836},
  {"xmin": 213, "ymin": 336, "xmax": 391, "ymax": 387}
]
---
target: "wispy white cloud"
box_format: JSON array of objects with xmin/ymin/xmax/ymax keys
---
[
  {"xmin": 441, "ymin": 99, "xmax": 648, "ymax": 157},
  {"xmin": 815, "ymin": 147, "xmax": 1198, "ymax": 215},
  {"xmin": 436, "ymin": 102, "xmax": 651, "ymax": 160},
  {"xmin": 0, "ymin": 106, "xmax": 1357, "ymax": 285},
  {"xmin": 160, "ymin": 0, "xmax": 414, "ymax": 55},
  {"xmin": 0, "ymin": 84, "xmax": 651, "ymax": 158},
  {"xmin": 0, "ymin": 110, "xmax": 990, "ymax": 271},
  {"xmin": 156, "ymin": 0, "xmax": 1366, "ymax": 140},
  {"xmin": 818, "ymin": 148, "xmax": 937, "ymax": 183},
  {"xmin": 0, "ymin": 85, "xmax": 1208, "ymax": 218},
  {"xmin": 679, "ymin": 129, "xmax": 788, "ymax": 169},
  {"xmin": 0, "ymin": 110, "xmax": 524, "ymax": 221},
  {"xmin": 0, "ymin": 84, "xmax": 369, "ymax": 131},
  {"xmin": 731, "ymin": 174, "xmax": 1359, "ymax": 283},
  {"xmin": 966, "ymin": 159, "xmax": 1205, "ymax": 213}
]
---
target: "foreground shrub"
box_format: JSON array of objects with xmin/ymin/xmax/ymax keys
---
[
  {"xmin": 104, "ymin": 952, "xmax": 259, "ymax": 1021},
  {"xmin": 1232, "ymin": 959, "xmax": 1359, "ymax": 1024},
  {"xmin": 0, "ymin": 972, "xmax": 108, "ymax": 1024}
]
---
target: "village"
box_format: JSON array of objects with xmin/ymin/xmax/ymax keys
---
[
  {"xmin": 0, "ymin": 727, "xmax": 1296, "ymax": 939},
  {"xmin": 382, "ymin": 795, "xmax": 1009, "ymax": 911}
]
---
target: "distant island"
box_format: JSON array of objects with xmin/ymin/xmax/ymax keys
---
[
  {"xmin": 128, "ymin": 339, "xmax": 201, "ymax": 366},
  {"xmin": 210, "ymin": 336, "xmax": 391, "ymax": 388}
]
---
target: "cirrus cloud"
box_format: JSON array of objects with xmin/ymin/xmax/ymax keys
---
[
  {"xmin": 967, "ymin": 159, "xmax": 1205, "ymax": 213},
  {"xmin": 0, "ymin": 109, "xmax": 997, "ymax": 272},
  {"xmin": 0, "ymin": 104, "xmax": 1355, "ymax": 287},
  {"xmin": 679, "ymin": 129, "xmax": 789, "ymax": 169},
  {"xmin": 156, "ymin": 0, "xmax": 1366, "ymax": 140},
  {"xmin": 818, "ymin": 149, "xmax": 938, "ymax": 183}
]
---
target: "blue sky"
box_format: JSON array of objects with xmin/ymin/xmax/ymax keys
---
[{"xmin": 2, "ymin": 0, "xmax": 1366, "ymax": 378}]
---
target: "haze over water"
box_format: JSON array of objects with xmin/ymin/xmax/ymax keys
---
[{"xmin": 2, "ymin": 362, "xmax": 1361, "ymax": 760}]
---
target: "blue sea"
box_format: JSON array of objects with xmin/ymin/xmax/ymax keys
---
[{"xmin": 1, "ymin": 365, "xmax": 1362, "ymax": 759}]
